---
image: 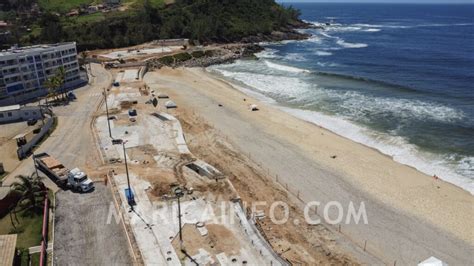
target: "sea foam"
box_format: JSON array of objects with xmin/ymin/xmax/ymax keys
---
[
  {"xmin": 336, "ymin": 39, "xmax": 368, "ymax": 49},
  {"xmin": 208, "ymin": 62, "xmax": 473, "ymax": 195},
  {"xmin": 264, "ymin": 60, "xmax": 311, "ymax": 73}
]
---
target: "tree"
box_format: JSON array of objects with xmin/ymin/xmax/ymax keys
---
[
  {"xmin": 43, "ymin": 76, "xmax": 59, "ymax": 104},
  {"xmin": 39, "ymin": 12, "xmax": 64, "ymax": 43},
  {"xmin": 11, "ymin": 173, "xmax": 46, "ymax": 212},
  {"xmin": 43, "ymin": 66, "xmax": 67, "ymax": 103},
  {"xmin": 55, "ymin": 66, "xmax": 67, "ymax": 101}
]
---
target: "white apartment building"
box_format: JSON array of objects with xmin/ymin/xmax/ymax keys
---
[{"xmin": 0, "ymin": 42, "xmax": 85, "ymax": 106}]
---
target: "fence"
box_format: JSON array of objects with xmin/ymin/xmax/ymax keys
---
[
  {"xmin": 196, "ymin": 118, "xmax": 391, "ymax": 264},
  {"xmin": 39, "ymin": 195, "xmax": 49, "ymax": 266}
]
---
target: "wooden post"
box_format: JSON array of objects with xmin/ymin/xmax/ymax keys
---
[
  {"xmin": 363, "ymin": 240, "xmax": 367, "ymax": 251},
  {"xmin": 338, "ymin": 224, "xmax": 341, "ymax": 232}
]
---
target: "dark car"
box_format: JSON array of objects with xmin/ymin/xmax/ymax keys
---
[
  {"xmin": 68, "ymin": 92, "xmax": 77, "ymax": 100},
  {"xmin": 128, "ymin": 109, "xmax": 137, "ymax": 116},
  {"xmin": 27, "ymin": 119, "xmax": 37, "ymax": 126}
]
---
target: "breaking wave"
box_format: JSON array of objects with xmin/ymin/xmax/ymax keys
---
[
  {"xmin": 336, "ymin": 39, "xmax": 368, "ymax": 49},
  {"xmin": 207, "ymin": 60, "xmax": 473, "ymax": 194},
  {"xmin": 264, "ymin": 60, "xmax": 311, "ymax": 73}
]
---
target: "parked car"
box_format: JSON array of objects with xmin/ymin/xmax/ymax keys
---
[
  {"xmin": 68, "ymin": 92, "xmax": 77, "ymax": 100},
  {"xmin": 128, "ymin": 109, "xmax": 137, "ymax": 116},
  {"xmin": 27, "ymin": 119, "xmax": 37, "ymax": 126}
]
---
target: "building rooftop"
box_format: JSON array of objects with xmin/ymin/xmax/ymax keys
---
[
  {"xmin": 0, "ymin": 42, "xmax": 76, "ymax": 57},
  {"xmin": 0, "ymin": 104, "xmax": 20, "ymax": 112},
  {"xmin": 0, "ymin": 234, "xmax": 17, "ymax": 266}
]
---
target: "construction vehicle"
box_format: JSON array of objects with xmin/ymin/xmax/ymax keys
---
[{"xmin": 34, "ymin": 153, "xmax": 94, "ymax": 192}]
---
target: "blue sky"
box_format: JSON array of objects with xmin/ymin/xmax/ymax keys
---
[{"xmin": 278, "ymin": 0, "xmax": 474, "ymax": 3}]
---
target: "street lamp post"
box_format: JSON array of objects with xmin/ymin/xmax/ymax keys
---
[
  {"xmin": 103, "ymin": 88, "xmax": 112, "ymax": 138},
  {"xmin": 32, "ymin": 151, "xmax": 39, "ymax": 178},
  {"xmin": 29, "ymin": 144, "xmax": 43, "ymax": 178},
  {"xmin": 122, "ymin": 141, "xmax": 133, "ymax": 210},
  {"xmin": 174, "ymin": 187, "xmax": 184, "ymax": 251}
]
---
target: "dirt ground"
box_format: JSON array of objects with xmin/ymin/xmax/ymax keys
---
[
  {"xmin": 0, "ymin": 122, "xmax": 37, "ymax": 174},
  {"xmin": 173, "ymin": 108, "xmax": 357, "ymax": 265}
]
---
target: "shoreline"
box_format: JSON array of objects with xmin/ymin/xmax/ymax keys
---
[
  {"xmin": 206, "ymin": 67, "xmax": 474, "ymax": 195},
  {"xmin": 144, "ymin": 67, "xmax": 473, "ymax": 264}
]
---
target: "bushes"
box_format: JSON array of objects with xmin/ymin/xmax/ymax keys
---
[
  {"xmin": 158, "ymin": 56, "xmax": 175, "ymax": 65},
  {"xmin": 191, "ymin": 51, "xmax": 205, "ymax": 58},
  {"xmin": 158, "ymin": 52, "xmax": 194, "ymax": 66},
  {"xmin": 173, "ymin": 52, "xmax": 192, "ymax": 62}
]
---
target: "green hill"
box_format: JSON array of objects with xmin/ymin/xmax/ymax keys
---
[
  {"xmin": 38, "ymin": 0, "xmax": 95, "ymax": 13},
  {"xmin": 2, "ymin": 0, "xmax": 303, "ymax": 50}
]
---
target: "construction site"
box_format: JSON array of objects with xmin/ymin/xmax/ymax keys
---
[{"xmin": 93, "ymin": 68, "xmax": 296, "ymax": 265}]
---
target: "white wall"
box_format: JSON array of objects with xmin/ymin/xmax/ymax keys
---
[
  {"xmin": 0, "ymin": 110, "xmax": 21, "ymax": 123},
  {"xmin": 0, "ymin": 107, "xmax": 43, "ymax": 124}
]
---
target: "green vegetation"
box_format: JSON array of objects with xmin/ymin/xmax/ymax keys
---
[
  {"xmin": 2, "ymin": 0, "xmax": 301, "ymax": 50},
  {"xmin": 191, "ymin": 50, "xmax": 205, "ymax": 58},
  {"xmin": 0, "ymin": 172, "xmax": 46, "ymax": 249},
  {"xmin": 158, "ymin": 51, "xmax": 210, "ymax": 65},
  {"xmin": 173, "ymin": 52, "xmax": 192, "ymax": 62},
  {"xmin": 0, "ymin": 173, "xmax": 48, "ymax": 263},
  {"xmin": 44, "ymin": 66, "xmax": 68, "ymax": 103},
  {"xmin": 30, "ymin": 252, "xmax": 41, "ymax": 265},
  {"xmin": 125, "ymin": 0, "xmax": 166, "ymax": 9},
  {"xmin": 72, "ymin": 12, "xmax": 105, "ymax": 24},
  {"xmin": 158, "ymin": 55, "xmax": 175, "ymax": 65},
  {"xmin": 17, "ymin": 248, "xmax": 30, "ymax": 266},
  {"xmin": 0, "ymin": 209, "xmax": 43, "ymax": 248},
  {"xmin": 38, "ymin": 0, "xmax": 95, "ymax": 13}
]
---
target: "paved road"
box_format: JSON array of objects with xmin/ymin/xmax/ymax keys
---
[
  {"xmin": 3, "ymin": 63, "xmax": 109, "ymax": 188},
  {"xmin": 3, "ymin": 64, "xmax": 133, "ymax": 265},
  {"xmin": 54, "ymin": 183, "xmax": 132, "ymax": 265}
]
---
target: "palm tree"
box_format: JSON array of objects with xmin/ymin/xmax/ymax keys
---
[
  {"xmin": 10, "ymin": 172, "xmax": 47, "ymax": 213},
  {"xmin": 43, "ymin": 77, "xmax": 59, "ymax": 104},
  {"xmin": 55, "ymin": 66, "xmax": 67, "ymax": 101}
]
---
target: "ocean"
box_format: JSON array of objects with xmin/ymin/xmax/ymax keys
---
[{"xmin": 208, "ymin": 3, "xmax": 474, "ymax": 194}]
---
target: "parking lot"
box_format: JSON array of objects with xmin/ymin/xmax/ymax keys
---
[{"xmin": 53, "ymin": 183, "xmax": 132, "ymax": 265}]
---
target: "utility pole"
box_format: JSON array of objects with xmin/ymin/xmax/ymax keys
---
[
  {"xmin": 38, "ymin": 100, "xmax": 45, "ymax": 126},
  {"xmin": 103, "ymin": 88, "xmax": 112, "ymax": 138},
  {"xmin": 31, "ymin": 144, "xmax": 42, "ymax": 178}
]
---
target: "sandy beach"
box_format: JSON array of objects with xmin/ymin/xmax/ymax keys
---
[{"xmin": 144, "ymin": 67, "xmax": 473, "ymax": 264}]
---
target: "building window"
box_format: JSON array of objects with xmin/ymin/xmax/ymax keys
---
[
  {"xmin": 0, "ymin": 113, "xmax": 3, "ymax": 118},
  {"xmin": 7, "ymin": 112, "xmax": 12, "ymax": 117}
]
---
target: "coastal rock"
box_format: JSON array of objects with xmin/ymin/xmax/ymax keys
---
[
  {"xmin": 146, "ymin": 44, "xmax": 264, "ymax": 69},
  {"xmin": 241, "ymin": 29, "xmax": 310, "ymax": 43}
]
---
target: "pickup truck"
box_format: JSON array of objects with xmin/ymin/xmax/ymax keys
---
[{"xmin": 34, "ymin": 153, "xmax": 94, "ymax": 192}]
